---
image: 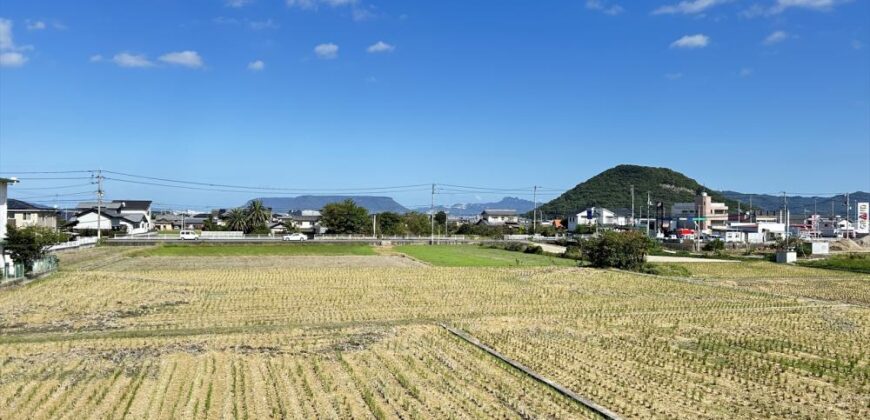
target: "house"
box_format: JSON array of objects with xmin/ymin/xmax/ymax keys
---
[
  {"xmin": 566, "ymin": 207, "xmax": 626, "ymax": 231},
  {"xmin": 477, "ymin": 209, "xmax": 519, "ymax": 226},
  {"xmin": 269, "ymin": 221, "xmax": 292, "ymax": 235},
  {"xmin": 66, "ymin": 208, "xmax": 150, "ymax": 234},
  {"xmin": 672, "ymin": 192, "xmax": 729, "ymax": 233},
  {"xmin": 288, "ymin": 214, "xmax": 323, "ymax": 233},
  {"xmin": 7, "ymin": 199, "xmax": 59, "ymax": 230},
  {"xmin": 1, "ymin": 177, "xmax": 20, "ymax": 273},
  {"xmin": 76, "ymin": 200, "xmax": 153, "ymax": 231}
]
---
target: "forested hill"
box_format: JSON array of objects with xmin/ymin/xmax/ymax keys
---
[{"xmin": 537, "ymin": 165, "xmax": 735, "ymax": 217}]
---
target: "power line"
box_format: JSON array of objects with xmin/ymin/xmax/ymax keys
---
[{"xmin": 0, "ymin": 170, "xmax": 94, "ymax": 174}]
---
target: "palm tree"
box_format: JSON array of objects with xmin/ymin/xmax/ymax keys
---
[
  {"xmin": 246, "ymin": 200, "xmax": 271, "ymax": 227},
  {"xmin": 225, "ymin": 208, "xmax": 248, "ymax": 232}
]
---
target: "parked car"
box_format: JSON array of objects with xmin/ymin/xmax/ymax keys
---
[
  {"xmin": 179, "ymin": 230, "xmax": 199, "ymax": 240},
  {"xmin": 282, "ymin": 233, "xmax": 307, "ymax": 241}
]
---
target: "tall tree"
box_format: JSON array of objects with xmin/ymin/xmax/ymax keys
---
[
  {"xmin": 321, "ymin": 199, "xmax": 369, "ymax": 234},
  {"xmin": 246, "ymin": 200, "xmax": 271, "ymax": 227},
  {"xmin": 225, "ymin": 208, "xmax": 248, "ymax": 232},
  {"xmin": 435, "ymin": 211, "xmax": 447, "ymax": 226},
  {"xmin": 4, "ymin": 225, "xmax": 67, "ymax": 272},
  {"xmin": 377, "ymin": 212, "xmax": 406, "ymax": 236},
  {"xmin": 402, "ymin": 212, "xmax": 431, "ymax": 236}
]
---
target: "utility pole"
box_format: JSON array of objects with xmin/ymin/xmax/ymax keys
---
[
  {"xmin": 372, "ymin": 213, "xmax": 377, "ymax": 238},
  {"xmin": 646, "ymin": 191, "xmax": 651, "ymax": 237},
  {"xmin": 532, "ymin": 185, "xmax": 538, "ymax": 236},
  {"xmin": 630, "ymin": 185, "xmax": 635, "ymax": 227},
  {"xmin": 813, "ymin": 197, "xmax": 818, "ymax": 237},
  {"xmin": 430, "ymin": 183, "xmax": 435, "ymax": 245},
  {"xmin": 95, "ymin": 169, "xmax": 104, "ymax": 241},
  {"xmin": 845, "ymin": 192, "xmax": 850, "ymax": 238},
  {"xmin": 782, "ymin": 191, "xmax": 788, "ymax": 244},
  {"xmin": 749, "ymin": 194, "xmax": 753, "ymax": 223}
]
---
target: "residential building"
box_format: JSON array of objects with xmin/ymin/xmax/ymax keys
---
[
  {"xmin": 1, "ymin": 177, "xmax": 20, "ymax": 272},
  {"xmin": 67, "ymin": 209, "xmax": 150, "ymax": 234},
  {"xmin": 477, "ymin": 209, "xmax": 519, "ymax": 226},
  {"xmin": 286, "ymin": 210, "xmax": 325, "ymax": 234},
  {"xmin": 672, "ymin": 192, "xmax": 729, "ymax": 233},
  {"xmin": 566, "ymin": 207, "xmax": 626, "ymax": 231},
  {"xmin": 7, "ymin": 199, "xmax": 59, "ymax": 230},
  {"xmin": 76, "ymin": 200, "xmax": 153, "ymax": 231}
]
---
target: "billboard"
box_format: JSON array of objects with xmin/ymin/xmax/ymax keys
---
[{"xmin": 858, "ymin": 202, "xmax": 869, "ymax": 234}]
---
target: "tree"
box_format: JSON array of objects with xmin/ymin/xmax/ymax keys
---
[
  {"xmin": 703, "ymin": 239, "xmax": 725, "ymax": 253},
  {"xmin": 321, "ymin": 199, "xmax": 369, "ymax": 234},
  {"xmin": 203, "ymin": 216, "xmax": 223, "ymax": 231},
  {"xmin": 225, "ymin": 208, "xmax": 248, "ymax": 232},
  {"xmin": 402, "ymin": 212, "xmax": 431, "ymax": 236},
  {"xmin": 246, "ymin": 200, "xmax": 271, "ymax": 227},
  {"xmin": 4, "ymin": 225, "xmax": 67, "ymax": 272},
  {"xmin": 435, "ymin": 211, "xmax": 447, "ymax": 226},
  {"xmin": 581, "ymin": 230, "xmax": 653, "ymax": 271},
  {"xmin": 377, "ymin": 212, "xmax": 406, "ymax": 236}
]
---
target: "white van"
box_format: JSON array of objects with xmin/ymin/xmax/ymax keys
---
[{"xmin": 179, "ymin": 230, "xmax": 199, "ymax": 240}]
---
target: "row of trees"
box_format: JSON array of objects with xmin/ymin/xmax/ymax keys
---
[
  {"xmin": 321, "ymin": 200, "xmax": 448, "ymax": 236},
  {"xmin": 203, "ymin": 200, "xmax": 274, "ymax": 234}
]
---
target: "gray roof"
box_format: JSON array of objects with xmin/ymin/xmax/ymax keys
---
[
  {"xmin": 8, "ymin": 199, "xmax": 56, "ymax": 212},
  {"xmin": 482, "ymin": 209, "xmax": 517, "ymax": 216}
]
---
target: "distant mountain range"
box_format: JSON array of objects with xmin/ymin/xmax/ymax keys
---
[
  {"xmin": 414, "ymin": 197, "xmax": 536, "ymax": 216},
  {"xmin": 720, "ymin": 191, "xmax": 870, "ymax": 216},
  {"xmin": 253, "ymin": 196, "xmax": 409, "ymax": 214}
]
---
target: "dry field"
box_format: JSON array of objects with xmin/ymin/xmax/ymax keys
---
[{"xmin": 0, "ymin": 248, "xmax": 867, "ymax": 419}]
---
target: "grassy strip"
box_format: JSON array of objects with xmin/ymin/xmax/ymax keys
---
[
  {"xmin": 394, "ymin": 245, "xmax": 577, "ymax": 267},
  {"xmin": 129, "ymin": 243, "xmax": 376, "ymax": 257},
  {"xmin": 798, "ymin": 253, "xmax": 870, "ymax": 274}
]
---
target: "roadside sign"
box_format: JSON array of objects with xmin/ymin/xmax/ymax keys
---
[{"xmin": 691, "ymin": 217, "xmax": 706, "ymax": 221}]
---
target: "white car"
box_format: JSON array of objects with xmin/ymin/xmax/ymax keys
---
[
  {"xmin": 282, "ymin": 233, "xmax": 308, "ymax": 241},
  {"xmin": 179, "ymin": 230, "xmax": 199, "ymax": 240}
]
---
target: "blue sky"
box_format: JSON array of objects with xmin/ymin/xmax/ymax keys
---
[{"xmin": 1, "ymin": 0, "xmax": 868, "ymax": 209}]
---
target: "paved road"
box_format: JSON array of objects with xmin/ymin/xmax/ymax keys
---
[{"xmin": 646, "ymin": 255, "xmax": 736, "ymax": 263}]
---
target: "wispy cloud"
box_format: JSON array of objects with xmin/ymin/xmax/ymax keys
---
[
  {"xmin": 112, "ymin": 52, "xmax": 154, "ymax": 68},
  {"xmin": 248, "ymin": 60, "xmax": 265, "ymax": 71},
  {"xmin": 744, "ymin": 0, "xmax": 850, "ymax": 17},
  {"xmin": 665, "ymin": 72, "xmax": 684, "ymax": 80},
  {"xmin": 286, "ymin": 0, "xmax": 357, "ymax": 9},
  {"xmin": 0, "ymin": 18, "xmax": 31, "ymax": 67},
  {"xmin": 740, "ymin": 67, "xmax": 753, "ymax": 77},
  {"xmin": 226, "ymin": 0, "xmax": 254, "ymax": 7},
  {"xmin": 852, "ymin": 39, "xmax": 864, "ymax": 50},
  {"xmin": 25, "ymin": 20, "xmax": 46, "ymax": 30},
  {"xmin": 670, "ymin": 34, "xmax": 710, "ymax": 48},
  {"xmin": 366, "ymin": 41, "xmax": 394, "ymax": 53},
  {"xmin": 586, "ymin": 0, "xmax": 625, "ymax": 15},
  {"xmin": 89, "ymin": 54, "xmax": 103, "ymax": 62},
  {"xmin": 249, "ymin": 19, "xmax": 279, "ymax": 30},
  {"xmin": 314, "ymin": 43, "xmax": 339, "ymax": 59},
  {"xmin": 763, "ymin": 30, "xmax": 789, "ymax": 45},
  {"xmin": 159, "ymin": 51, "xmax": 204, "ymax": 68},
  {"xmin": 653, "ymin": 0, "xmax": 728, "ymax": 15}
]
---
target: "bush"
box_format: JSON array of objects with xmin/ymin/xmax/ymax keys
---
[
  {"xmin": 580, "ymin": 231, "xmax": 653, "ymax": 271},
  {"xmin": 4, "ymin": 224, "xmax": 67, "ymax": 272},
  {"xmin": 641, "ymin": 264, "xmax": 691, "ymax": 277},
  {"xmin": 703, "ymin": 239, "xmax": 724, "ymax": 253},
  {"xmin": 561, "ymin": 245, "xmax": 583, "ymax": 260},
  {"xmin": 524, "ymin": 245, "xmax": 543, "ymax": 255}
]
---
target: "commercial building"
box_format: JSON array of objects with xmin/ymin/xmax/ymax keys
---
[{"xmin": 672, "ymin": 192, "xmax": 729, "ymax": 233}]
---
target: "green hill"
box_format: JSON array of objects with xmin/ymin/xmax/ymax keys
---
[{"xmin": 537, "ymin": 165, "xmax": 737, "ymax": 217}]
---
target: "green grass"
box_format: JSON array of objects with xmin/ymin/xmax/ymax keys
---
[
  {"xmin": 395, "ymin": 245, "xmax": 577, "ymax": 267},
  {"xmin": 798, "ymin": 253, "xmax": 870, "ymax": 274},
  {"xmin": 131, "ymin": 243, "xmax": 376, "ymax": 257}
]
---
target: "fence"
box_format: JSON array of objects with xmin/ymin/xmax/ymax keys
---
[
  {"xmin": 49, "ymin": 237, "xmax": 99, "ymax": 252},
  {"xmin": 1, "ymin": 255, "xmax": 58, "ymax": 284},
  {"xmin": 314, "ymin": 235, "xmax": 468, "ymax": 241}
]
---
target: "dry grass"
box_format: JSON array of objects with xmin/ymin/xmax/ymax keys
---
[{"xmin": 1, "ymin": 248, "xmax": 867, "ymax": 419}]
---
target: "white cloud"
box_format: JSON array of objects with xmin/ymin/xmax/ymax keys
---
[
  {"xmin": 740, "ymin": 67, "xmax": 753, "ymax": 77},
  {"xmin": 314, "ymin": 43, "xmax": 338, "ymax": 59},
  {"xmin": 0, "ymin": 18, "xmax": 17, "ymax": 51},
  {"xmin": 0, "ymin": 18, "xmax": 30, "ymax": 67},
  {"xmin": 0, "ymin": 51, "xmax": 26, "ymax": 67},
  {"xmin": 112, "ymin": 52, "xmax": 153, "ymax": 68},
  {"xmin": 366, "ymin": 41, "xmax": 394, "ymax": 53},
  {"xmin": 670, "ymin": 34, "xmax": 710, "ymax": 48},
  {"xmin": 586, "ymin": 0, "xmax": 625, "ymax": 15},
  {"xmin": 248, "ymin": 60, "xmax": 265, "ymax": 71},
  {"xmin": 852, "ymin": 39, "xmax": 864, "ymax": 50},
  {"xmin": 89, "ymin": 54, "xmax": 103, "ymax": 62},
  {"xmin": 159, "ymin": 50, "xmax": 203, "ymax": 68},
  {"xmin": 352, "ymin": 7, "xmax": 376, "ymax": 21},
  {"xmin": 763, "ymin": 30, "xmax": 789, "ymax": 45},
  {"xmin": 250, "ymin": 19, "xmax": 279, "ymax": 30},
  {"xmin": 770, "ymin": 0, "xmax": 847, "ymax": 14},
  {"xmin": 653, "ymin": 0, "xmax": 728, "ymax": 15},
  {"xmin": 26, "ymin": 20, "xmax": 46, "ymax": 30},
  {"xmin": 226, "ymin": 0, "xmax": 253, "ymax": 7},
  {"xmin": 286, "ymin": 0, "xmax": 357, "ymax": 9},
  {"xmin": 665, "ymin": 72, "xmax": 684, "ymax": 80}
]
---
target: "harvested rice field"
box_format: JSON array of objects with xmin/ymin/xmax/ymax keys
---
[{"xmin": 1, "ymin": 246, "xmax": 867, "ymax": 419}]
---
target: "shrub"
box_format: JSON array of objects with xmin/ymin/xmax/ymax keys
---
[
  {"xmin": 523, "ymin": 245, "xmax": 543, "ymax": 255},
  {"xmin": 703, "ymin": 239, "xmax": 725, "ymax": 253},
  {"xmin": 581, "ymin": 231, "xmax": 653, "ymax": 271}
]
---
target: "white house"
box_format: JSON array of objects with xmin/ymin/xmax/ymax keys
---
[
  {"xmin": 68, "ymin": 209, "xmax": 150, "ymax": 234},
  {"xmin": 1, "ymin": 177, "xmax": 20, "ymax": 273},
  {"xmin": 477, "ymin": 209, "xmax": 519, "ymax": 226},
  {"xmin": 567, "ymin": 207, "xmax": 625, "ymax": 231},
  {"xmin": 75, "ymin": 200, "xmax": 153, "ymax": 232}
]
